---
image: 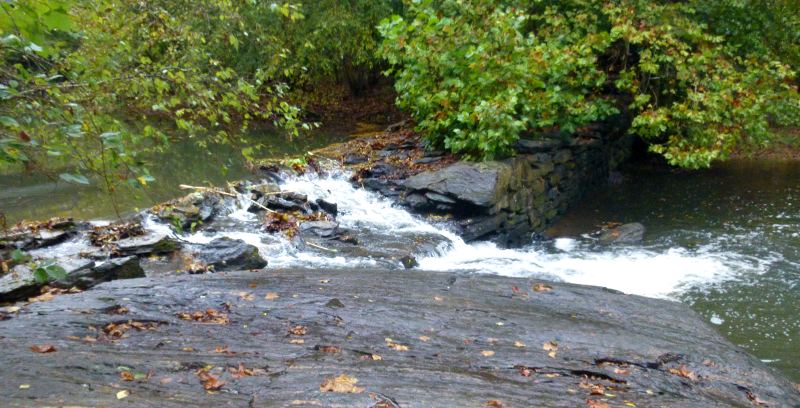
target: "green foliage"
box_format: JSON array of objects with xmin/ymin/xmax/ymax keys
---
[
  {"xmin": 0, "ymin": 0, "xmax": 302, "ymax": 214},
  {"xmin": 380, "ymin": 0, "xmax": 800, "ymax": 167},
  {"xmin": 11, "ymin": 248, "xmax": 32, "ymax": 263},
  {"xmin": 32, "ymin": 258, "xmax": 66, "ymax": 283}
]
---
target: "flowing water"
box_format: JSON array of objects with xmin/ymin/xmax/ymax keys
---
[{"xmin": 6, "ymin": 148, "xmax": 800, "ymax": 381}]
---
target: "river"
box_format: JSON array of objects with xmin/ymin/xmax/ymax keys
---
[{"xmin": 4, "ymin": 135, "xmax": 800, "ymax": 382}]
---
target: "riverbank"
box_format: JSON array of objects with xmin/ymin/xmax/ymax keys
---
[{"xmin": 2, "ymin": 268, "xmax": 798, "ymax": 407}]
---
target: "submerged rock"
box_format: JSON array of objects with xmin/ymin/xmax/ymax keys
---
[
  {"xmin": 196, "ymin": 237, "xmax": 267, "ymax": 271},
  {"xmin": 599, "ymin": 222, "xmax": 646, "ymax": 244},
  {"xmin": 298, "ymin": 221, "xmax": 340, "ymax": 238},
  {"xmin": 0, "ymin": 269, "xmax": 796, "ymax": 407}
]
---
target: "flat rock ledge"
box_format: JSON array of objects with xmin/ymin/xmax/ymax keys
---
[{"xmin": 0, "ymin": 269, "xmax": 797, "ymax": 408}]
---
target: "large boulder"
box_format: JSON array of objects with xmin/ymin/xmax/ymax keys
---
[
  {"xmin": 0, "ymin": 269, "xmax": 797, "ymax": 407},
  {"xmin": 196, "ymin": 237, "xmax": 267, "ymax": 271}
]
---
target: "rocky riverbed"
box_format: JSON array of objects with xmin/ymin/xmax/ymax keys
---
[{"xmin": 2, "ymin": 268, "xmax": 798, "ymax": 408}]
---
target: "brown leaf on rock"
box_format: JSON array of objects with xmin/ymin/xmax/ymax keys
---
[
  {"xmin": 533, "ymin": 284, "xmax": 553, "ymax": 292},
  {"xmin": 265, "ymin": 293, "xmax": 280, "ymax": 300},
  {"xmin": 586, "ymin": 400, "xmax": 611, "ymax": 408},
  {"xmin": 488, "ymin": 401, "xmax": 503, "ymax": 406},
  {"xmin": 668, "ymin": 365, "xmax": 699, "ymax": 381},
  {"xmin": 320, "ymin": 345, "xmax": 340, "ymax": 354},
  {"xmin": 481, "ymin": 350, "xmax": 495, "ymax": 356},
  {"xmin": 197, "ymin": 369, "xmax": 227, "ymax": 390},
  {"xmin": 211, "ymin": 346, "xmax": 236, "ymax": 354},
  {"xmin": 120, "ymin": 371, "xmax": 134, "ymax": 381},
  {"xmin": 387, "ymin": 342, "xmax": 409, "ymax": 351},
  {"xmin": 512, "ymin": 286, "xmax": 520, "ymax": 293},
  {"xmin": 228, "ymin": 363, "xmax": 267, "ymax": 379},
  {"xmin": 515, "ymin": 341, "xmax": 526, "ymax": 347},
  {"xmin": 160, "ymin": 377, "xmax": 173, "ymax": 385},
  {"xmin": 614, "ymin": 367, "xmax": 630, "ymax": 375},
  {"xmin": 29, "ymin": 344, "xmax": 56, "ymax": 353},
  {"xmin": 319, "ymin": 279, "xmax": 331, "ymax": 283},
  {"xmin": 579, "ymin": 382, "xmax": 605, "ymax": 395},
  {"xmin": 290, "ymin": 339, "xmax": 305, "ymax": 344},
  {"xmin": 288, "ymin": 325, "xmax": 307, "ymax": 335},
  {"xmin": 419, "ymin": 336, "xmax": 430, "ymax": 342},
  {"xmin": 319, "ymin": 374, "xmax": 365, "ymax": 393}
]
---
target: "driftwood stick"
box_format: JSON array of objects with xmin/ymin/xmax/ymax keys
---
[{"xmin": 307, "ymin": 241, "xmax": 338, "ymax": 252}]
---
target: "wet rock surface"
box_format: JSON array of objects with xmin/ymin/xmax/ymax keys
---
[
  {"xmin": 196, "ymin": 237, "xmax": 268, "ymax": 272},
  {"xmin": 0, "ymin": 269, "xmax": 797, "ymax": 407}
]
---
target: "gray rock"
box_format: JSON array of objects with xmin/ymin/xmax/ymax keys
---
[
  {"xmin": 299, "ymin": 221, "xmax": 340, "ymax": 238},
  {"xmin": 599, "ymin": 222, "xmax": 646, "ymax": 244},
  {"xmin": 50, "ymin": 256, "xmax": 144, "ymax": 290},
  {"xmin": 343, "ymin": 154, "xmax": 368, "ymax": 165},
  {"xmin": 0, "ymin": 269, "xmax": 796, "ymax": 407},
  {"xmin": 401, "ymin": 162, "xmax": 511, "ymax": 208},
  {"xmin": 0, "ymin": 258, "xmax": 96, "ymax": 302},
  {"xmin": 196, "ymin": 237, "xmax": 267, "ymax": 271},
  {"xmin": 315, "ymin": 199, "xmax": 338, "ymax": 217},
  {"xmin": 515, "ymin": 137, "xmax": 565, "ymax": 153},
  {"xmin": 114, "ymin": 233, "xmax": 181, "ymax": 256}
]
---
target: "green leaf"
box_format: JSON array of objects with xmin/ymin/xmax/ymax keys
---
[
  {"xmin": 11, "ymin": 249, "xmax": 31, "ymax": 262},
  {"xmin": 45, "ymin": 265, "xmax": 67, "ymax": 280},
  {"xmin": 42, "ymin": 9, "xmax": 72, "ymax": 32},
  {"xmin": 0, "ymin": 117, "xmax": 19, "ymax": 128},
  {"xmin": 33, "ymin": 268, "xmax": 49, "ymax": 283},
  {"xmin": 59, "ymin": 173, "xmax": 90, "ymax": 184}
]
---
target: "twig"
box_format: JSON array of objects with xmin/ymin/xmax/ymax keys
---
[
  {"xmin": 307, "ymin": 241, "xmax": 338, "ymax": 252},
  {"xmin": 179, "ymin": 184, "xmax": 237, "ymax": 197}
]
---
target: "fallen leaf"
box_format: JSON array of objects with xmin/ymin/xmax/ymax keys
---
[
  {"xmin": 512, "ymin": 286, "xmax": 520, "ymax": 293},
  {"xmin": 481, "ymin": 350, "xmax": 494, "ymax": 356},
  {"xmin": 265, "ymin": 293, "xmax": 280, "ymax": 300},
  {"xmin": 433, "ymin": 297, "xmax": 443, "ymax": 301},
  {"xmin": 668, "ymin": 365, "xmax": 699, "ymax": 381},
  {"xmin": 533, "ymin": 284, "xmax": 553, "ymax": 292},
  {"xmin": 29, "ymin": 344, "xmax": 56, "ymax": 353},
  {"xmin": 120, "ymin": 371, "xmax": 134, "ymax": 381},
  {"xmin": 182, "ymin": 347, "xmax": 195, "ymax": 351},
  {"xmin": 160, "ymin": 378, "xmax": 173, "ymax": 384},
  {"xmin": 387, "ymin": 342, "xmax": 409, "ymax": 351},
  {"xmin": 614, "ymin": 367, "xmax": 630, "ymax": 375},
  {"xmin": 250, "ymin": 284, "xmax": 258, "ymax": 288},
  {"xmin": 419, "ymin": 336, "xmax": 430, "ymax": 341},
  {"xmin": 117, "ymin": 390, "xmax": 130, "ymax": 399},
  {"xmin": 488, "ymin": 401, "xmax": 503, "ymax": 406},
  {"xmin": 543, "ymin": 342, "xmax": 558, "ymax": 351},
  {"xmin": 319, "ymin": 374, "xmax": 365, "ymax": 393},
  {"xmin": 288, "ymin": 325, "xmax": 307, "ymax": 335},
  {"xmin": 319, "ymin": 279, "xmax": 331, "ymax": 283},
  {"xmin": 624, "ymin": 402, "xmax": 637, "ymax": 407},
  {"xmin": 549, "ymin": 351, "xmax": 557, "ymax": 358},
  {"xmin": 586, "ymin": 400, "xmax": 611, "ymax": 408},
  {"xmin": 290, "ymin": 339, "xmax": 305, "ymax": 344},
  {"xmin": 320, "ymin": 346, "xmax": 340, "ymax": 353},
  {"xmin": 371, "ymin": 354, "xmax": 382, "ymax": 360},
  {"xmin": 197, "ymin": 370, "xmax": 227, "ymax": 390},
  {"xmin": 515, "ymin": 341, "xmax": 526, "ymax": 347},
  {"xmin": 19, "ymin": 384, "xmax": 29, "ymax": 389}
]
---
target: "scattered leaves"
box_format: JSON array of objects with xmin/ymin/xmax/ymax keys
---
[
  {"xmin": 614, "ymin": 367, "xmax": 630, "ymax": 375},
  {"xmin": 319, "ymin": 374, "xmax": 365, "ymax": 393},
  {"xmin": 29, "ymin": 344, "xmax": 56, "ymax": 353},
  {"xmin": 586, "ymin": 400, "xmax": 611, "ymax": 408},
  {"xmin": 288, "ymin": 325, "xmax": 307, "ymax": 335},
  {"xmin": 320, "ymin": 346, "xmax": 340, "ymax": 354},
  {"xmin": 176, "ymin": 304, "xmax": 230, "ymax": 324},
  {"xmin": 28, "ymin": 286, "xmax": 82, "ymax": 303}
]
